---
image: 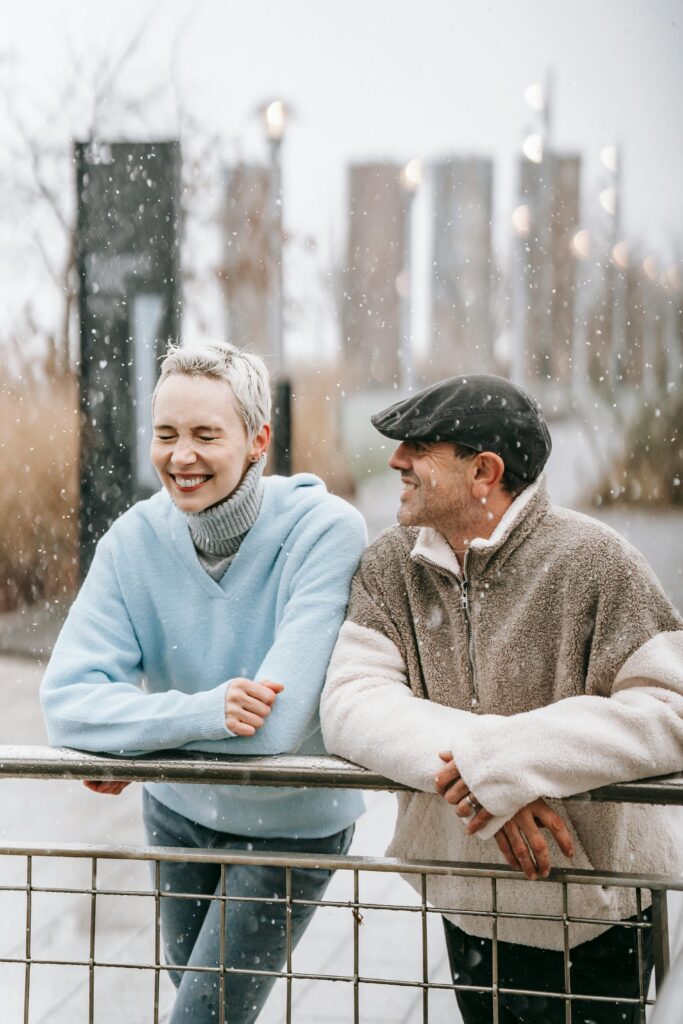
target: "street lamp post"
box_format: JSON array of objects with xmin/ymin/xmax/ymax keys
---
[
  {"xmin": 599, "ymin": 144, "xmax": 624, "ymax": 386},
  {"xmin": 569, "ymin": 228, "xmax": 592, "ymax": 408},
  {"xmin": 398, "ymin": 158, "xmax": 422, "ymax": 393},
  {"xmin": 260, "ymin": 99, "xmax": 291, "ymax": 474}
]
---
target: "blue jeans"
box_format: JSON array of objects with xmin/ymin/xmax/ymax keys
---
[{"xmin": 143, "ymin": 790, "xmax": 354, "ymax": 1024}]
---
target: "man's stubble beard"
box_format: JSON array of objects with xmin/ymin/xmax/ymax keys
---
[{"xmin": 397, "ymin": 486, "xmax": 472, "ymax": 537}]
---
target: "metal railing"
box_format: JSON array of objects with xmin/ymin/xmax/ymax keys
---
[{"xmin": 1, "ymin": 746, "xmax": 682, "ymax": 1024}]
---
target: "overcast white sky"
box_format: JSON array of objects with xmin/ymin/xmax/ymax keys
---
[
  {"xmin": 4, "ymin": 0, "xmax": 681, "ymax": 246},
  {"xmin": 4, "ymin": 0, "xmax": 682, "ymax": 241},
  {"xmin": 2, "ymin": 0, "xmax": 681, "ymax": 354}
]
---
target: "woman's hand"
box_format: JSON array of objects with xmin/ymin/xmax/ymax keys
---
[
  {"xmin": 225, "ymin": 678, "xmax": 284, "ymax": 736},
  {"xmin": 83, "ymin": 780, "xmax": 131, "ymax": 795}
]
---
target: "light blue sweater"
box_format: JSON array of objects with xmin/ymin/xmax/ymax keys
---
[{"xmin": 41, "ymin": 474, "xmax": 367, "ymax": 838}]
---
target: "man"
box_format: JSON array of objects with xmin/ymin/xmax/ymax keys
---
[{"xmin": 321, "ymin": 374, "xmax": 683, "ymax": 1023}]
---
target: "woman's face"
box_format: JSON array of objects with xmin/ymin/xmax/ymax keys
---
[{"xmin": 151, "ymin": 374, "xmax": 269, "ymax": 512}]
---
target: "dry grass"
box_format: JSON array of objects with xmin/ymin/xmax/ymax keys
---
[
  {"xmin": 598, "ymin": 392, "xmax": 683, "ymax": 507},
  {"xmin": 0, "ymin": 363, "xmax": 354, "ymax": 614},
  {"xmin": 0, "ymin": 376, "xmax": 79, "ymax": 611}
]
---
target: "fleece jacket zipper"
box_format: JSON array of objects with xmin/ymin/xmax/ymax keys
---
[{"xmin": 414, "ymin": 550, "xmax": 480, "ymax": 710}]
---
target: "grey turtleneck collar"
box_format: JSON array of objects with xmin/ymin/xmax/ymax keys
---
[{"xmin": 185, "ymin": 456, "xmax": 265, "ymax": 579}]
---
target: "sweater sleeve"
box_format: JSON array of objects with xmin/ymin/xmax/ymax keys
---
[
  {"xmin": 40, "ymin": 537, "xmax": 231, "ymax": 754},
  {"xmin": 453, "ymin": 543, "xmax": 683, "ymax": 819},
  {"xmin": 242, "ymin": 510, "xmax": 368, "ymax": 754}
]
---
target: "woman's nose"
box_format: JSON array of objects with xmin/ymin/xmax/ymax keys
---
[{"xmin": 170, "ymin": 439, "xmax": 198, "ymax": 466}]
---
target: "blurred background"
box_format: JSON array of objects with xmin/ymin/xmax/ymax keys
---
[
  {"xmin": 0, "ymin": 0, "xmax": 681, "ymax": 635},
  {"xmin": 0, "ymin": 3, "xmax": 681, "ymax": 1020}
]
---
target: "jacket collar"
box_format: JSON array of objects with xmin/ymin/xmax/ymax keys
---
[{"xmin": 410, "ymin": 475, "xmax": 549, "ymax": 577}]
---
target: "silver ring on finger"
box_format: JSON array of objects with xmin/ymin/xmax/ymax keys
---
[{"xmin": 465, "ymin": 793, "xmax": 480, "ymax": 811}]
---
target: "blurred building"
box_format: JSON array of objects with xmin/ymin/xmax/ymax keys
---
[
  {"xmin": 431, "ymin": 157, "xmax": 494, "ymax": 377},
  {"xmin": 220, "ymin": 162, "xmax": 275, "ymax": 358},
  {"xmin": 343, "ymin": 163, "xmax": 407, "ymax": 389},
  {"xmin": 511, "ymin": 151, "xmax": 580, "ymax": 407}
]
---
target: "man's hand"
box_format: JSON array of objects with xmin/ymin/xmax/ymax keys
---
[
  {"xmin": 225, "ymin": 678, "xmax": 284, "ymax": 736},
  {"xmin": 494, "ymin": 798, "xmax": 574, "ymax": 880},
  {"xmin": 83, "ymin": 780, "xmax": 131, "ymax": 795},
  {"xmin": 435, "ymin": 750, "xmax": 493, "ymax": 834},
  {"xmin": 434, "ymin": 750, "xmax": 575, "ymax": 879}
]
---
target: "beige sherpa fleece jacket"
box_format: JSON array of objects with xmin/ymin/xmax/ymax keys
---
[{"xmin": 321, "ymin": 477, "xmax": 683, "ymax": 949}]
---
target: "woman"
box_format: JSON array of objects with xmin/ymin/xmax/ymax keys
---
[{"xmin": 41, "ymin": 342, "xmax": 367, "ymax": 1023}]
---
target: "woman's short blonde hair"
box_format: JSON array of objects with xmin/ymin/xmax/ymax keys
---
[{"xmin": 154, "ymin": 342, "xmax": 271, "ymax": 437}]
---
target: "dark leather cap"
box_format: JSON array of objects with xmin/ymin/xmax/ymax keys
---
[{"xmin": 371, "ymin": 374, "xmax": 552, "ymax": 481}]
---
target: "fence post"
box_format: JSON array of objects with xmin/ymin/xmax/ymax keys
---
[{"xmin": 650, "ymin": 889, "xmax": 670, "ymax": 990}]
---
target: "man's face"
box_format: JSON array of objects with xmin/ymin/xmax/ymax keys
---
[{"xmin": 388, "ymin": 440, "xmax": 474, "ymax": 531}]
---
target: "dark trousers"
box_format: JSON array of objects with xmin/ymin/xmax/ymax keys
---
[{"xmin": 443, "ymin": 910, "xmax": 654, "ymax": 1024}]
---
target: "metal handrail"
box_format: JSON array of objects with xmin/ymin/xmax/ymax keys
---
[
  {"xmin": 1, "ymin": 745, "xmax": 681, "ymax": 1019},
  {"xmin": 0, "ymin": 841, "xmax": 681, "ymax": 893},
  {"xmin": 0, "ymin": 744, "xmax": 682, "ymax": 804}
]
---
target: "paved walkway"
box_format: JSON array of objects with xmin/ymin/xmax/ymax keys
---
[{"xmin": 1, "ymin": 441, "xmax": 682, "ymax": 1021}]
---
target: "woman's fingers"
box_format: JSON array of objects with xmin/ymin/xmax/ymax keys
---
[
  {"xmin": 225, "ymin": 678, "xmax": 286, "ymax": 734},
  {"xmin": 241, "ymin": 694, "xmax": 273, "ymax": 718},
  {"xmin": 226, "ymin": 716, "xmax": 256, "ymax": 736},
  {"xmin": 83, "ymin": 780, "xmax": 130, "ymax": 795},
  {"xmin": 234, "ymin": 708, "xmax": 266, "ymax": 730},
  {"xmin": 259, "ymin": 680, "xmax": 285, "ymax": 695}
]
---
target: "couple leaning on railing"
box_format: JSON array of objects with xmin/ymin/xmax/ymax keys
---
[{"xmin": 39, "ymin": 341, "xmax": 683, "ymax": 1024}]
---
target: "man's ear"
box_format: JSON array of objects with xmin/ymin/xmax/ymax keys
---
[{"xmin": 471, "ymin": 452, "xmax": 505, "ymax": 498}]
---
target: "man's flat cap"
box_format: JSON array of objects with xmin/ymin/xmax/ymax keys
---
[{"xmin": 371, "ymin": 374, "xmax": 552, "ymax": 481}]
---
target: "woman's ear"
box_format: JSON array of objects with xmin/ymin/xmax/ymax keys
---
[{"xmin": 250, "ymin": 423, "xmax": 271, "ymax": 461}]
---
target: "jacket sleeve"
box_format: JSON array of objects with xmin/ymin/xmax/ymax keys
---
[
  {"xmin": 40, "ymin": 537, "xmax": 231, "ymax": 754},
  {"xmin": 321, "ymin": 550, "xmax": 482, "ymax": 788},
  {"xmin": 321, "ymin": 619, "xmax": 474, "ymax": 791},
  {"xmin": 453, "ymin": 542, "xmax": 683, "ymax": 819}
]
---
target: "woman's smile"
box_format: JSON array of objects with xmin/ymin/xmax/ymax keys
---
[{"xmin": 170, "ymin": 473, "xmax": 213, "ymax": 492}]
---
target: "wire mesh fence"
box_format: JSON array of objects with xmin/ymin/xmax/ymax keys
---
[{"xmin": 0, "ymin": 748, "xmax": 681, "ymax": 1024}]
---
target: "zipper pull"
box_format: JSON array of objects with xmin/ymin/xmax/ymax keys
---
[{"xmin": 460, "ymin": 579, "xmax": 469, "ymax": 611}]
